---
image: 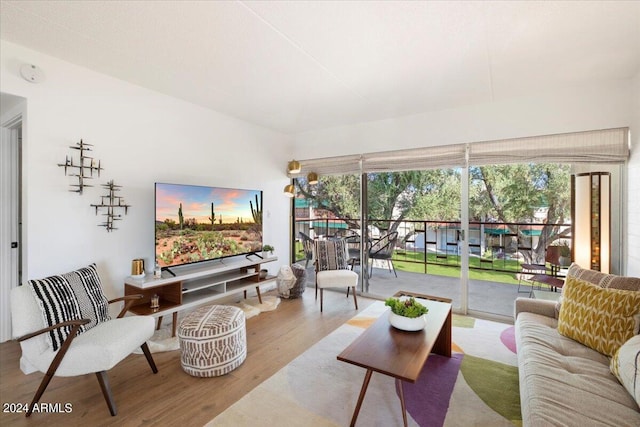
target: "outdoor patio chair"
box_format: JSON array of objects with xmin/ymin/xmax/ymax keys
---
[
  {"xmin": 314, "ymin": 239, "xmax": 358, "ymax": 312},
  {"xmin": 517, "ymin": 262, "xmax": 546, "ymax": 294},
  {"xmin": 369, "ymin": 231, "xmax": 398, "ymax": 277},
  {"xmin": 343, "ymin": 233, "xmax": 369, "ymax": 272},
  {"xmin": 10, "ymin": 264, "xmax": 158, "ymax": 417},
  {"xmin": 298, "ymin": 231, "xmax": 314, "ymax": 268},
  {"xmin": 517, "ymin": 246, "xmax": 565, "ymax": 295},
  {"xmin": 332, "ymin": 229, "xmax": 349, "ymax": 238}
]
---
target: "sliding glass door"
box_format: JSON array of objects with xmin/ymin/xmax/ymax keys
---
[
  {"xmin": 291, "ymin": 172, "xmax": 362, "ymax": 276},
  {"xmin": 465, "ymin": 163, "xmax": 572, "ymax": 317},
  {"xmin": 289, "ymin": 129, "xmax": 627, "ymax": 319},
  {"xmin": 363, "ymin": 169, "xmax": 463, "ymax": 312}
]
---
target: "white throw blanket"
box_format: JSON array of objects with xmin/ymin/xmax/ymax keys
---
[{"xmin": 276, "ymin": 265, "xmax": 296, "ymax": 298}]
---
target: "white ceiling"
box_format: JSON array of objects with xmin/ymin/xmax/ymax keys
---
[{"xmin": 1, "ymin": 1, "xmax": 639, "ymax": 134}]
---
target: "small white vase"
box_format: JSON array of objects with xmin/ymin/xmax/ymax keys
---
[{"xmin": 388, "ymin": 311, "xmax": 427, "ymax": 331}]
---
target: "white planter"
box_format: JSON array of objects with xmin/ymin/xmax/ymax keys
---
[{"xmin": 388, "ymin": 311, "xmax": 427, "ymax": 331}]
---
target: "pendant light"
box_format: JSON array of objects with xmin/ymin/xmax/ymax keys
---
[
  {"xmin": 307, "ymin": 172, "xmax": 318, "ymax": 185},
  {"xmin": 287, "ymin": 160, "xmax": 301, "ymax": 174},
  {"xmin": 283, "ymin": 184, "xmax": 295, "ymax": 197}
]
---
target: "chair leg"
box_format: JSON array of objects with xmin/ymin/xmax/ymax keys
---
[
  {"xmin": 352, "ymin": 286, "xmax": 358, "ymax": 310},
  {"xmin": 255, "ymin": 286, "xmax": 263, "ymax": 304},
  {"xmin": 389, "ymin": 260, "xmax": 397, "ymax": 278},
  {"xmin": 140, "ymin": 342, "xmax": 158, "ymax": 374},
  {"xmin": 320, "ymin": 288, "xmax": 324, "ymax": 312},
  {"xmin": 25, "ymin": 372, "xmax": 55, "ymax": 417},
  {"xmin": 25, "ymin": 322, "xmax": 85, "ymax": 417},
  {"xmin": 95, "ymin": 371, "xmax": 117, "ymax": 416},
  {"xmin": 517, "ymin": 273, "xmax": 531, "ymax": 294},
  {"xmin": 517, "ymin": 275, "xmax": 523, "ymax": 293}
]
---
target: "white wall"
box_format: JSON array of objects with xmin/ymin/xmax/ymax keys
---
[
  {"xmin": 0, "ymin": 41, "xmax": 292, "ymax": 299},
  {"xmin": 293, "ymin": 80, "xmax": 634, "ymax": 157},
  {"xmin": 627, "ymin": 72, "xmax": 640, "ymax": 277},
  {"xmin": 293, "ymin": 78, "xmax": 638, "ymax": 275}
]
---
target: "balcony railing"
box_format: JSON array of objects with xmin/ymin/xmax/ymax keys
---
[{"xmin": 294, "ymin": 217, "xmax": 571, "ymax": 277}]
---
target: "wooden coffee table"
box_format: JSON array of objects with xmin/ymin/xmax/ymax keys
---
[{"xmin": 337, "ymin": 292, "xmax": 452, "ymax": 427}]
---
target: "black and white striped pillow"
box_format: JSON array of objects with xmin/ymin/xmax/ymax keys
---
[
  {"xmin": 28, "ymin": 264, "xmax": 110, "ymax": 351},
  {"xmin": 60, "ymin": 264, "xmax": 110, "ymax": 329}
]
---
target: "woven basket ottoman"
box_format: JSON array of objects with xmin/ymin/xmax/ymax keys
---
[
  {"xmin": 288, "ymin": 263, "xmax": 307, "ymax": 298},
  {"xmin": 178, "ymin": 304, "xmax": 246, "ymax": 377}
]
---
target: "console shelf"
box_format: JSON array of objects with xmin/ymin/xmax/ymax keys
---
[{"xmin": 124, "ymin": 254, "xmax": 277, "ymax": 335}]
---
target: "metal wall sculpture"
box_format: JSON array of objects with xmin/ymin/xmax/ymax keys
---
[
  {"xmin": 57, "ymin": 139, "xmax": 102, "ymax": 194},
  {"xmin": 90, "ymin": 180, "xmax": 131, "ymax": 232}
]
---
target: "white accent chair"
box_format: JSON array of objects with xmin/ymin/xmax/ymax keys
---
[
  {"xmin": 10, "ymin": 286, "xmax": 158, "ymax": 417},
  {"xmin": 315, "ymin": 239, "xmax": 359, "ymax": 312}
]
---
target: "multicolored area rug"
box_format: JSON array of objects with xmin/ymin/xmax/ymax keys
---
[{"xmin": 208, "ymin": 302, "xmax": 521, "ymax": 427}]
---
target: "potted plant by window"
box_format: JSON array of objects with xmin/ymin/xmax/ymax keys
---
[
  {"xmin": 384, "ymin": 296, "xmax": 429, "ymax": 331},
  {"xmin": 557, "ymin": 241, "xmax": 571, "ymax": 266},
  {"xmin": 262, "ymin": 244, "xmax": 275, "ymax": 256}
]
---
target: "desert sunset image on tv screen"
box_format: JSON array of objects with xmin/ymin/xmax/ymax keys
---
[{"xmin": 155, "ymin": 183, "xmax": 263, "ymax": 267}]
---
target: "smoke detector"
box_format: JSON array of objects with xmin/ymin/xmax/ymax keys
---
[{"xmin": 20, "ymin": 64, "xmax": 44, "ymax": 83}]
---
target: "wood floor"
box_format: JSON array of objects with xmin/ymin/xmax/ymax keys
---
[{"xmin": 0, "ymin": 289, "xmax": 374, "ymax": 426}]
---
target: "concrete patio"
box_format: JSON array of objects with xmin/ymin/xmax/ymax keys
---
[{"xmin": 302, "ymin": 264, "xmax": 553, "ymax": 321}]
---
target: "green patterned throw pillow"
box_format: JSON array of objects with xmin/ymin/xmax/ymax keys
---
[{"xmin": 557, "ymin": 276, "xmax": 640, "ymax": 357}]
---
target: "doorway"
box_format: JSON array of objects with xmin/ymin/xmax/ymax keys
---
[{"xmin": 1, "ymin": 94, "xmax": 24, "ymax": 342}]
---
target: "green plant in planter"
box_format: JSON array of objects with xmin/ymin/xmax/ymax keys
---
[
  {"xmin": 262, "ymin": 244, "xmax": 274, "ymax": 254},
  {"xmin": 558, "ymin": 241, "xmax": 571, "ymax": 257},
  {"xmin": 385, "ymin": 297, "xmax": 428, "ymax": 318}
]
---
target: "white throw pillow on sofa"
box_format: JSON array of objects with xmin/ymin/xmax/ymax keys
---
[{"xmin": 610, "ymin": 334, "xmax": 640, "ymax": 407}]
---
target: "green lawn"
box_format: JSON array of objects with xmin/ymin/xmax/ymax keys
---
[{"xmin": 392, "ymin": 251, "xmax": 521, "ymax": 285}]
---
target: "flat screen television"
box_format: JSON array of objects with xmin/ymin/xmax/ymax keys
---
[{"xmin": 155, "ymin": 183, "xmax": 263, "ymax": 269}]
